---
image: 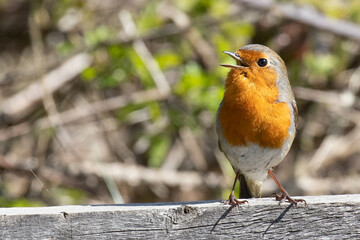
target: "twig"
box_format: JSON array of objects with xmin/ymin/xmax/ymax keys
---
[
  {"xmin": 29, "ymin": 10, "xmax": 80, "ymax": 158},
  {"xmin": 179, "ymin": 127, "xmax": 207, "ymax": 171},
  {"xmin": 95, "ymin": 148, "xmax": 125, "ymax": 204},
  {"xmin": 236, "ymin": 0, "xmax": 360, "ymax": 42},
  {"xmin": 328, "ymin": 107, "xmax": 360, "ymax": 125},
  {"xmin": 161, "ymin": 140, "xmax": 186, "ymax": 170},
  {"xmin": 298, "ymin": 176, "xmax": 360, "ymax": 194},
  {"xmin": 80, "ymin": 162, "xmax": 225, "ymax": 188},
  {"xmin": 0, "ymin": 53, "xmax": 92, "ymax": 123},
  {"xmin": 158, "ymin": 2, "xmax": 218, "ymax": 70},
  {"xmin": 0, "ymin": 156, "xmax": 99, "ymax": 194},
  {"xmin": 118, "ymin": 10, "xmax": 171, "ymax": 96},
  {"xmin": 309, "ymin": 126, "xmax": 360, "ymax": 173},
  {"xmin": 29, "ymin": 169, "xmax": 50, "ymax": 193},
  {"xmin": 348, "ymin": 66, "xmax": 360, "ymax": 94},
  {"xmin": 102, "ymin": 173, "xmax": 124, "ymax": 204},
  {"xmin": 293, "ymin": 86, "xmax": 360, "ymax": 108},
  {"xmin": 0, "ymin": 89, "xmax": 169, "ymax": 142},
  {"xmin": 75, "ymin": 94, "xmax": 137, "ymax": 165}
]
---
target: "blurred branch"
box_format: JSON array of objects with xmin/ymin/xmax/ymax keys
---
[
  {"xmin": 295, "ymin": 85, "xmax": 360, "ymax": 173},
  {"xmin": 158, "ymin": 2, "xmax": 218, "ymax": 70},
  {"xmin": 118, "ymin": 10, "xmax": 171, "ymax": 96},
  {"xmin": 29, "ymin": 11, "xmax": 79, "ymax": 157},
  {"xmin": 96, "ymin": 11, "xmax": 228, "ymax": 48},
  {"xmin": 294, "ymin": 86, "xmax": 360, "ymax": 125},
  {"xmin": 179, "ymin": 127, "xmax": 207, "ymax": 171},
  {"xmin": 0, "ymin": 6, "xmax": 223, "ymax": 86},
  {"xmin": 74, "ymin": 94, "xmax": 137, "ymax": 165},
  {"xmin": 80, "ymin": 162, "xmax": 224, "ymax": 189},
  {"xmin": 0, "ymin": 89, "xmax": 169, "ymax": 142},
  {"xmin": 0, "ymin": 53, "xmax": 92, "ymax": 123},
  {"xmin": 0, "ymin": 152, "xmax": 224, "ymax": 190},
  {"xmin": 293, "ymin": 86, "xmax": 360, "ymax": 108},
  {"xmin": 298, "ymin": 176, "xmax": 360, "ymax": 194},
  {"xmin": 0, "ymin": 156, "xmax": 98, "ymax": 194},
  {"xmin": 348, "ymin": 66, "xmax": 360, "ymax": 94},
  {"xmin": 236, "ymin": 0, "xmax": 360, "ymax": 42},
  {"xmin": 162, "ymin": 140, "xmax": 186, "ymax": 170},
  {"xmin": 309, "ymin": 126, "xmax": 360, "ymax": 174}
]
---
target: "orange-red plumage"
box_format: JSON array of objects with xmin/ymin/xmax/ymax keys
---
[{"xmin": 218, "ymin": 65, "xmax": 292, "ymax": 149}]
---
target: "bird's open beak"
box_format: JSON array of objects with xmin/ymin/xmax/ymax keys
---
[{"xmin": 220, "ymin": 51, "xmax": 249, "ymax": 69}]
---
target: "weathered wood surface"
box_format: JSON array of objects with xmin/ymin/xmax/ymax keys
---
[{"xmin": 0, "ymin": 194, "xmax": 359, "ymax": 239}]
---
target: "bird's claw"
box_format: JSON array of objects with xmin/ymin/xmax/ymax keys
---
[
  {"xmin": 222, "ymin": 192, "xmax": 248, "ymax": 207},
  {"xmin": 271, "ymin": 192, "xmax": 307, "ymax": 207}
]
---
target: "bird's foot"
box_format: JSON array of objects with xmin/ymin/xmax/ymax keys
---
[
  {"xmin": 222, "ymin": 191, "xmax": 248, "ymax": 207},
  {"xmin": 272, "ymin": 191, "xmax": 307, "ymax": 207}
]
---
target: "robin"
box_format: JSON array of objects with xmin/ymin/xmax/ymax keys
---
[{"xmin": 217, "ymin": 44, "xmax": 306, "ymax": 206}]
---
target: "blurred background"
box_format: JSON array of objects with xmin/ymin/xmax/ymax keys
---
[{"xmin": 0, "ymin": 0, "xmax": 360, "ymax": 207}]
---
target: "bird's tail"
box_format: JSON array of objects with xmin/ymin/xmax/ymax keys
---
[
  {"xmin": 239, "ymin": 174, "xmax": 263, "ymax": 198},
  {"xmin": 239, "ymin": 174, "xmax": 252, "ymax": 198}
]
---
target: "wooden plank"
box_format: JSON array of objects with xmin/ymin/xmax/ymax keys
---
[{"xmin": 0, "ymin": 194, "xmax": 359, "ymax": 239}]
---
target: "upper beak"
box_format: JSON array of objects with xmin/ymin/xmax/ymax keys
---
[{"xmin": 220, "ymin": 51, "xmax": 248, "ymax": 69}]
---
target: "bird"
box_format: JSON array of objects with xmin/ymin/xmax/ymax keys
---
[{"xmin": 216, "ymin": 44, "xmax": 306, "ymax": 206}]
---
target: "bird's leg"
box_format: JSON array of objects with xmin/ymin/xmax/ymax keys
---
[
  {"xmin": 223, "ymin": 171, "xmax": 248, "ymax": 206},
  {"xmin": 268, "ymin": 169, "xmax": 306, "ymax": 206}
]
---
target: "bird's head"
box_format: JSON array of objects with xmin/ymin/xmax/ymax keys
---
[{"xmin": 220, "ymin": 44, "xmax": 293, "ymax": 103}]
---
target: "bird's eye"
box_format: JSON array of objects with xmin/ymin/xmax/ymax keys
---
[{"xmin": 257, "ymin": 58, "xmax": 268, "ymax": 67}]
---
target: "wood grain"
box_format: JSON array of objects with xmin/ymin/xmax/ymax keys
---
[{"xmin": 0, "ymin": 194, "xmax": 359, "ymax": 239}]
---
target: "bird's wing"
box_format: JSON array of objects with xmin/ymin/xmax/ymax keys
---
[
  {"xmin": 291, "ymin": 100, "xmax": 298, "ymax": 128},
  {"xmin": 218, "ymin": 140, "xmax": 223, "ymax": 152}
]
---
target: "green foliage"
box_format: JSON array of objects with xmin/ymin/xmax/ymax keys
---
[
  {"xmin": 0, "ymin": 197, "xmax": 45, "ymax": 207},
  {"xmin": 108, "ymin": 45, "xmax": 124, "ymax": 59},
  {"xmin": 147, "ymin": 102, "xmax": 162, "ymax": 121},
  {"xmin": 148, "ymin": 134, "xmax": 171, "ymax": 168},
  {"xmin": 84, "ymin": 25, "xmax": 116, "ymax": 47},
  {"xmin": 116, "ymin": 103, "xmax": 148, "ymax": 122},
  {"xmin": 137, "ymin": 1, "xmax": 164, "ymax": 32},
  {"xmin": 51, "ymin": 187, "xmax": 87, "ymax": 205},
  {"xmin": 82, "ymin": 45, "xmax": 154, "ymax": 88},
  {"xmin": 51, "ymin": 0, "xmax": 85, "ymax": 21},
  {"xmin": 175, "ymin": 62, "xmax": 205, "ymax": 95},
  {"xmin": 155, "ymin": 50, "xmax": 182, "ymax": 70},
  {"xmin": 56, "ymin": 41, "xmax": 76, "ymax": 55},
  {"xmin": 296, "ymin": 0, "xmax": 360, "ymax": 23},
  {"xmin": 349, "ymin": 0, "xmax": 360, "ymax": 22},
  {"xmin": 220, "ymin": 22, "xmax": 254, "ymax": 40},
  {"xmin": 175, "ymin": 62, "xmax": 223, "ymax": 113},
  {"xmin": 81, "ymin": 67, "xmax": 97, "ymax": 81},
  {"xmin": 208, "ymin": 0, "xmax": 230, "ymax": 17},
  {"xmin": 127, "ymin": 50, "xmax": 154, "ymax": 88},
  {"xmin": 304, "ymin": 53, "xmax": 339, "ymax": 77}
]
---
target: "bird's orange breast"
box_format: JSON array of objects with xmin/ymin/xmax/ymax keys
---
[{"xmin": 218, "ymin": 69, "xmax": 292, "ymax": 149}]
